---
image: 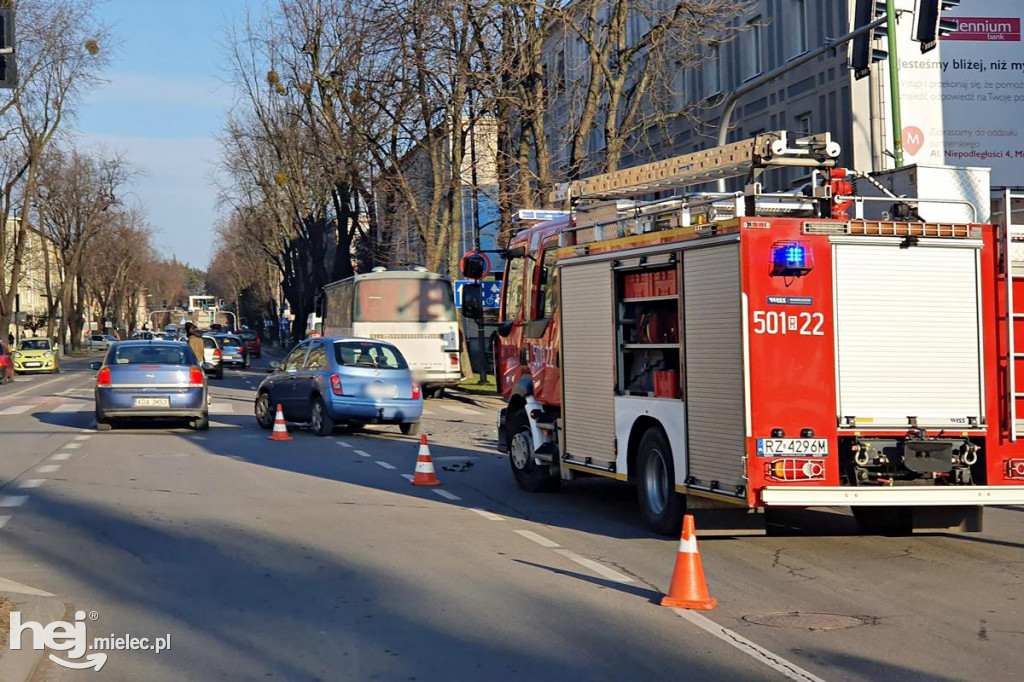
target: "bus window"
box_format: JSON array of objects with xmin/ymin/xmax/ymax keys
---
[
  {"xmin": 504, "ymin": 256, "xmax": 524, "ymax": 320},
  {"xmin": 354, "ymin": 278, "xmax": 455, "ymax": 322},
  {"xmin": 535, "ymin": 247, "xmax": 558, "ymax": 320}
]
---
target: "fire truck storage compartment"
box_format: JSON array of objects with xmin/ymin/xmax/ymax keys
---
[
  {"xmin": 833, "ymin": 238, "xmax": 984, "ymax": 428},
  {"xmin": 560, "ymin": 260, "xmax": 617, "ymax": 468},
  {"xmin": 683, "ymin": 242, "xmax": 746, "ymax": 493},
  {"xmin": 617, "ymin": 259, "xmax": 681, "ymax": 397}
]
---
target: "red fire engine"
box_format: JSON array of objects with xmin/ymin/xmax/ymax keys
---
[{"xmin": 494, "ymin": 130, "xmax": 1024, "ymax": 534}]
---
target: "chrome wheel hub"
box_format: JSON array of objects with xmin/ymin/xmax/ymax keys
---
[
  {"xmin": 643, "ymin": 448, "xmax": 669, "ymax": 515},
  {"xmin": 510, "ymin": 432, "xmax": 532, "ymax": 470}
]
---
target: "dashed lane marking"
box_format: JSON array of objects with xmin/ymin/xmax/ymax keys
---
[
  {"xmin": 2, "ymin": 377, "xmax": 63, "ymax": 399},
  {"xmin": 470, "ymin": 508, "xmax": 504, "ymax": 521},
  {"xmin": 64, "ymin": 443, "xmax": 82, "ymax": 450},
  {"xmin": 432, "ymin": 489, "xmax": 461, "ymax": 501},
  {"xmin": 401, "ymin": 474, "xmax": 414, "ymax": 482},
  {"xmin": 375, "ymin": 461, "xmax": 396, "ymax": 470},
  {"xmin": 51, "ymin": 453, "xmax": 71, "ymax": 461},
  {"xmin": 552, "ymin": 549, "xmax": 634, "ymax": 583},
  {"xmin": 210, "ymin": 403, "xmax": 235, "ymax": 415},
  {"xmin": 434, "ymin": 404, "xmax": 483, "ymax": 416},
  {"xmin": 37, "ymin": 465, "xmax": 60, "ymax": 474},
  {"xmin": 0, "ymin": 496, "xmax": 29, "ymax": 507},
  {"xmin": 0, "ymin": 516, "xmax": 9, "ymax": 529},
  {"xmin": 514, "ymin": 529, "xmax": 560, "ymax": 548},
  {"xmin": 354, "ymin": 450, "xmax": 372, "ymax": 457},
  {"xmin": 52, "ymin": 403, "xmax": 91, "ymax": 413},
  {"xmin": 73, "ymin": 435, "xmax": 90, "ymax": 441},
  {"xmin": 421, "ymin": 408, "xmax": 436, "ymax": 416},
  {"xmin": 335, "ymin": 441, "xmax": 352, "ymax": 448},
  {"xmin": 0, "ymin": 405, "xmax": 32, "ymax": 415},
  {"xmin": 18, "ymin": 479, "xmax": 45, "ymax": 489},
  {"xmin": 672, "ymin": 609, "xmax": 828, "ymax": 682}
]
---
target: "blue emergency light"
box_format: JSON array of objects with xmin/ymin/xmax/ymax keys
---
[{"xmin": 770, "ymin": 241, "xmax": 813, "ymax": 277}]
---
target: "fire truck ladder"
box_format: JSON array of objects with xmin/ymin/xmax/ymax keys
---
[
  {"xmin": 551, "ymin": 130, "xmax": 841, "ymax": 205},
  {"xmin": 1004, "ymin": 188, "xmax": 1024, "ymax": 441}
]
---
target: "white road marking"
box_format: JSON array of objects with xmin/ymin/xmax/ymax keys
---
[
  {"xmin": 0, "ymin": 405, "xmax": 32, "ymax": 415},
  {"xmin": 432, "ymin": 489, "xmax": 461, "ymax": 501},
  {"xmin": 401, "ymin": 473, "xmax": 415, "ymax": 481},
  {"xmin": 375, "ymin": 461, "xmax": 397, "ymax": 470},
  {"xmin": 37, "ymin": 465, "xmax": 60, "ymax": 474},
  {"xmin": 335, "ymin": 441, "xmax": 352, "ymax": 448},
  {"xmin": 437, "ymin": 404, "xmax": 483, "ymax": 415},
  {"xmin": 514, "ymin": 529, "xmax": 560, "ymax": 548},
  {"xmin": 52, "ymin": 403, "xmax": 90, "ymax": 413},
  {"xmin": 354, "ymin": 449, "xmax": 372, "ymax": 457},
  {"xmin": 209, "ymin": 403, "xmax": 234, "ymax": 414},
  {"xmin": 470, "ymin": 508, "xmax": 504, "ymax": 521},
  {"xmin": 552, "ymin": 549, "xmax": 634, "ymax": 583},
  {"xmin": 421, "ymin": 408, "xmax": 436, "ymax": 416},
  {"xmin": 64, "ymin": 443, "xmax": 82, "ymax": 450},
  {"xmin": 51, "ymin": 453, "xmax": 72, "ymax": 461},
  {"xmin": 18, "ymin": 479, "xmax": 45, "ymax": 489},
  {"xmin": 2, "ymin": 376, "xmax": 63, "ymax": 399},
  {"xmin": 79, "ymin": 428, "xmax": 92, "ymax": 433},
  {"xmin": 0, "ymin": 496, "xmax": 29, "ymax": 507},
  {"xmin": 0, "ymin": 575, "xmax": 56, "ymax": 597},
  {"xmin": 73, "ymin": 435, "xmax": 91, "ymax": 441},
  {"xmin": 0, "ymin": 516, "xmax": 9, "ymax": 528},
  {"xmin": 672, "ymin": 609, "xmax": 828, "ymax": 682}
]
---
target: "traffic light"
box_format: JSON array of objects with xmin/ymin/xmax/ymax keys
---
[
  {"xmin": 0, "ymin": 7, "xmax": 16, "ymax": 89},
  {"xmin": 916, "ymin": 0, "xmax": 959, "ymax": 53},
  {"xmin": 850, "ymin": 0, "xmax": 888, "ymax": 81}
]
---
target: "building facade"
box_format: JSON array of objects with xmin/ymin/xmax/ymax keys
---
[{"xmin": 3, "ymin": 216, "xmax": 61, "ymax": 339}]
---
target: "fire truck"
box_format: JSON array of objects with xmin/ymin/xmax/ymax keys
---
[{"xmin": 494, "ymin": 130, "xmax": 1024, "ymax": 534}]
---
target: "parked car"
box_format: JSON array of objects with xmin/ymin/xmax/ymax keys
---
[
  {"xmin": 201, "ymin": 334, "xmax": 223, "ymax": 379},
  {"xmin": 0, "ymin": 339, "xmax": 14, "ymax": 384},
  {"xmin": 132, "ymin": 330, "xmax": 155, "ymax": 340},
  {"xmin": 13, "ymin": 338, "xmax": 59, "ymax": 374},
  {"xmin": 238, "ymin": 329, "xmax": 262, "ymax": 359},
  {"xmin": 254, "ymin": 337, "xmax": 422, "ymax": 436},
  {"xmin": 87, "ymin": 334, "xmax": 117, "ymax": 351},
  {"xmin": 211, "ymin": 333, "xmax": 248, "ymax": 368},
  {"xmin": 91, "ymin": 341, "xmax": 211, "ymax": 431}
]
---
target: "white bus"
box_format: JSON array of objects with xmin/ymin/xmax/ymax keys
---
[{"xmin": 320, "ymin": 269, "xmax": 461, "ymax": 396}]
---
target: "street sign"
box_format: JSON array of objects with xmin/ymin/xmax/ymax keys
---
[
  {"xmin": 455, "ymin": 280, "xmax": 502, "ymax": 309},
  {"xmin": 179, "ymin": 316, "xmax": 188, "ymax": 325}
]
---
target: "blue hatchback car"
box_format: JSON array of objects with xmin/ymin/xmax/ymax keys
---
[{"xmin": 255, "ymin": 337, "xmax": 423, "ymax": 436}]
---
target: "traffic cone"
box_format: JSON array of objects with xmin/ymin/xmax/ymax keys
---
[
  {"xmin": 268, "ymin": 404, "xmax": 292, "ymax": 441},
  {"xmin": 660, "ymin": 515, "xmax": 717, "ymax": 610},
  {"xmin": 410, "ymin": 434, "xmax": 441, "ymax": 486}
]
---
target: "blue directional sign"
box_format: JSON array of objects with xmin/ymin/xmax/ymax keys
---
[{"xmin": 455, "ymin": 280, "xmax": 503, "ymax": 309}]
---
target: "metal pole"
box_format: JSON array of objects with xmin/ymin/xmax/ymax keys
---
[
  {"xmin": 885, "ymin": 0, "xmax": 904, "ymax": 168},
  {"xmin": 715, "ymin": 13, "xmax": 893, "ymax": 189},
  {"xmin": 468, "ymin": 91, "xmax": 487, "ymax": 384}
]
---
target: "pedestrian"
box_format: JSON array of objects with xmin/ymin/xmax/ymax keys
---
[{"xmin": 185, "ymin": 322, "xmax": 206, "ymax": 366}]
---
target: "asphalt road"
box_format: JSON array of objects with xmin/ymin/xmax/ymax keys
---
[{"xmin": 0, "ymin": 352, "xmax": 1021, "ymax": 681}]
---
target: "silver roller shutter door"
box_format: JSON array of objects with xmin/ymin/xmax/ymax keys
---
[
  {"xmin": 561, "ymin": 261, "xmax": 616, "ymax": 467},
  {"xmin": 833, "ymin": 241, "xmax": 984, "ymax": 427}
]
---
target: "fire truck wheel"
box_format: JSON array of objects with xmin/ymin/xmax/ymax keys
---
[
  {"xmin": 636, "ymin": 428, "xmax": 686, "ymax": 536},
  {"xmin": 852, "ymin": 506, "xmax": 912, "ymax": 535},
  {"xmin": 508, "ymin": 409, "xmax": 560, "ymax": 493}
]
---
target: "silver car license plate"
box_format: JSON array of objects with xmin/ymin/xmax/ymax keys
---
[{"xmin": 134, "ymin": 397, "xmax": 170, "ymax": 408}]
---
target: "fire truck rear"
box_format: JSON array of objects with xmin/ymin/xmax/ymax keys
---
[{"xmin": 495, "ymin": 130, "xmax": 1024, "ymax": 534}]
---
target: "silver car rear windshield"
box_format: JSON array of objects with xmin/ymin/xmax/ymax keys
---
[
  {"xmin": 334, "ymin": 341, "xmax": 408, "ymax": 370},
  {"xmin": 111, "ymin": 344, "xmax": 191, "ymax": 365}
]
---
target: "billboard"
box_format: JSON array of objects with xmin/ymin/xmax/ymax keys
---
[{"xmin": 892, "ymin": 0, "xmax": 1024, "ymax": 186}]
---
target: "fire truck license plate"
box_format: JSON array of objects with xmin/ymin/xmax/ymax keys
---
[{"xmin": 757, "ymin": 438, "xmax": 828, "ymax": 456}]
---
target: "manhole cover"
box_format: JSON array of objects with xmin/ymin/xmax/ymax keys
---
[{"xmin": 742, "ymin": 612, "xmax": 874, "ymax": 631}]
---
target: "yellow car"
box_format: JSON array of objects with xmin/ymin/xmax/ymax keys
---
[{"xmin": 13, "ymin": 338, "xmax": 60, "ymax": 374}]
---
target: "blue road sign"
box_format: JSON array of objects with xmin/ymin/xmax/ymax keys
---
[{"xmin": 455, "ymin": 280, "xmax": 503, "ymax": 309}]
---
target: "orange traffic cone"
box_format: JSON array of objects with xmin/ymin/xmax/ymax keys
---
[
  {"xmin": 660, "ymin": 515, "xmax": 716, "ymax": 610},
  {"xmin": 410, "ymin": 434, "xmax": 441, "ymax": 486},
  {"xmin": 268, "ymin": 404, "xmax": 292, "ymax": 441}
]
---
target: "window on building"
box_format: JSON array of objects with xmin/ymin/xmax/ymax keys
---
[
  {"xmin": 791, "ymin": 0, "xmax": 808, "ymax": 57},
  {"xmin": 795, "ymin": 112, "xmax": 812, "ymax": 136},
  {"xmin": 743, "ymin": 18, "xmax": 763, "ymax": 80},
  {"xmin": 555, "ymin": 50, "xmax": 565, "ymax": 92},
  {"xmin": 703, "ymin": 44, "xmax": 721, "ymax": 97}
]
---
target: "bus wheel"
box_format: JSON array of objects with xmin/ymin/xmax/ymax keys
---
[
  {"xmin": 636, "ymin": 427, "xmax": 686, "ymax": 536},
  {"xmin": 508, "ymin": 409, "xmax": 559, "ymax": 493}
]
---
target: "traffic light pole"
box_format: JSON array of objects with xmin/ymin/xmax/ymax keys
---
[{"xmin": 886, "ymin": 0, "xmax": 904, "ymax": 168}]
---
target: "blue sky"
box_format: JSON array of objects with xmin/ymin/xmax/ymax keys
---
[{"xmin": 77, "ymin": 0, "xmax": 257, "ymax": 269}]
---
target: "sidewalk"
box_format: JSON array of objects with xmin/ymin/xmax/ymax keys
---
[{"xmin": 0, "ymin": 578, "xmax": 66, "ymax": 682}]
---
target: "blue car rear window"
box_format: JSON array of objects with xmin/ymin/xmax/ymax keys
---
[
  {"xmin": 334, "ymin": 341, "xmax": 408, "ymax": 369},
  {"xmin": 111, "ymin": 344, "xmax": 190, "ymax": 365}
]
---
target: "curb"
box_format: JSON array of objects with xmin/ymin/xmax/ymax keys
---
[{"xmin": 0, "ymin": 592, "xmax": 66, "ymax": 682}]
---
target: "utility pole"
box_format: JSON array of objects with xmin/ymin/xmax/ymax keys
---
[
  {"xmin": 885, "ymin": 0, "xmax": 904, "ymax": 168},
  {"xmin": 468, "ymin": 90, "xmax": 487, "ymax": 384}
]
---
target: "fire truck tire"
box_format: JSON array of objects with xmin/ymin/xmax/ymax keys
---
[
  {"xmin": 852, "ymin": 506, "xmax": 912, "ymax": 535},
  {"xmin": 636, "ymin": 427, "xmax": 685, "ymax": 536},
  {"xmin": 508, "ymin": 409, "xmax": 560, "ymax": 493}
]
